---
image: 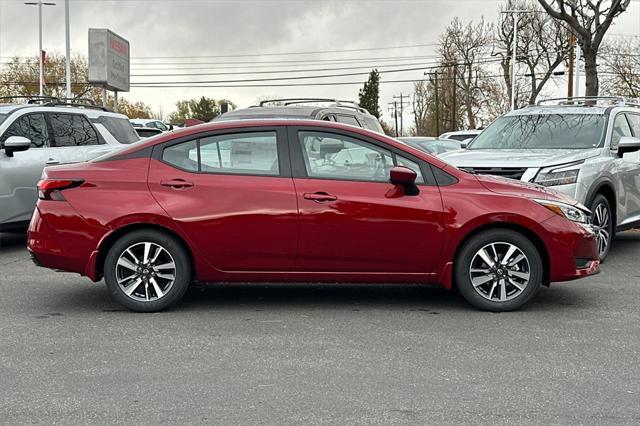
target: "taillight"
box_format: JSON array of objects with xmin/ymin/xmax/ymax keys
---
[{"xmin": 37, "ymin": 179, "xmax": 84, "ymax": 201}]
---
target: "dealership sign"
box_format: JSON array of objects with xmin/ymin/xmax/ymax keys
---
[{"xmin": 88, "ymin": 29, "xmax": 130, "ymax": 92}]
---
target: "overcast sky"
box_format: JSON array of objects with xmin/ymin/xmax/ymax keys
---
[{"xmin": 1, "ymin": 0, "xmax": 639, "ymax": 124}]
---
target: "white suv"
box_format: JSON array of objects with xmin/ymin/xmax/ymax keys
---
[
  {"xmin": 440, "ymin": 97, "xmax": 640, "ymax": 260},
  {"xmin": 0, "ymin": 98, "xmax": 140, "ymax": 230}
]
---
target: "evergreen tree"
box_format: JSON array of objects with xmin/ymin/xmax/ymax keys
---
[{"xmin": 358, "ymin": 69, "xmax": 381, "ymax": 119}]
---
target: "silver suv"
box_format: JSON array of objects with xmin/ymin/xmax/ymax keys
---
[
  {"xmin": 213, "ymin": 98, "xmax": 385, "ymax": 134},
  {"xmin": 440, "ymin": 97, "xmax": 640, "ymax": 260},
  {"xmin": 0, "ymin": 97, "xmax": 140, "ymax": 231}
]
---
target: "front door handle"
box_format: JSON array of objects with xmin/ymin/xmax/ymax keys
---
[
  {"xmin": 45, "ymin": 158, "xmax": 59, "ymax": 165},
  {"xmin": 303, "ymin": 192, "xmax": 337, "ymax": 202},
  {"xmin": 160, "ymin": 179, "xmax": 194, "ymax": 189}
]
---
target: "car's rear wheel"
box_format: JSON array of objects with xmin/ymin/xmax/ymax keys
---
[
  {"xmin": 589, "ymin": 194, "xmax": 613, "ymax": 262},
  {"xmin": 104, "ymin": 229, "xmax": 191, "ymax": 312},
  {"xmin": 454, "ymin": 229, "xmax": 543, "ymax": 311}
]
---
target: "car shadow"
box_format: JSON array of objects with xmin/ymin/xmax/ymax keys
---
[{"xmin": 0, "ymin": 232, "xmax": 27, "ymax": 252}]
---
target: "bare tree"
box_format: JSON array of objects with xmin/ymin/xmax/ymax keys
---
[
  {"xmin": 496, "ymin": 0, "xmax": 568, "ymax": 105},
  {"xmin": 412, "ymin": 80, "xmax": 430, "ymax": 136},
  {"xmin": 536, "ymin": 0, "xmax": 631, "ymax": 96},
  {"xmin": 439, "ymin": 17, "xmax": 497, "ymax": 129},
  {"xmin": 600, "ymin": 37, "xmax": 640, "ymax": 98}
]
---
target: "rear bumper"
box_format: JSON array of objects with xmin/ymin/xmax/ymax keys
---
[
  {"xmin": 535, "ymin": 215, "xmax": 600, "ymax": 282},
  {"xmin": 27, "ymin": 202, "xmax": 106, "ymax": 281}
]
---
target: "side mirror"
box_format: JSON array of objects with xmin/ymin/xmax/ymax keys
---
[
  {"xmin": 390, "ymin": 166, "xmax": 419, "ymax": 196},
  {"xmin": 618, "ymin": 136, "xmax": 640, "ymax": 155},
  {"xmin": 4, "ymin": 136, "xmax": 31, "ymax": 157}
]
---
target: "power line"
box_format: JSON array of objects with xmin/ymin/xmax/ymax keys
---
[{"xmin": 130, "ymin": 42, "xmax": 441, "ymax": 59}]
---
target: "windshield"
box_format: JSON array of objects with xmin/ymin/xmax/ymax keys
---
[{"xmin": 468, "ymin": 114, "xmax": 606, "ymax": 150}]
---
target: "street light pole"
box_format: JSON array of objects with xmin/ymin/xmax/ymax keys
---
[
  {"xmin": 501, "ymin": 9, "xmax": 534, "ymax": 111},
  {"xmin": 24, "ymin": 1, "xmax": 56, "ymax": 98},
  {"xmin": 64, "ymin": 0, "xmax": 71, "ymax": 99}
]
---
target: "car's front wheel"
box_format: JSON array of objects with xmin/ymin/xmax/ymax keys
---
[
  {"xmin": 104, "ymin": 229, "xmax": 191, "ymax": 312},
  {"xmin": 454, "ymin": 229, "xmax": 543, "ymax": 311},
  {"xmin": 589, "ymin": 194, "xmax": 613, "ymax": 262}
]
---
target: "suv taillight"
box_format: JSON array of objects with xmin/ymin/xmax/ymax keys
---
[{"xmin": 37, "ymin": 179, "xmax": 84, "ymax": 201}]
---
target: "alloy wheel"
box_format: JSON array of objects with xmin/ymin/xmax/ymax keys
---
[
  {"xmin": 469, "ymin": 242, "xmax": 531, "ymax": 302},
  {"xmin": 591, "ymin": 202, "xmax": 610, "ymax": 258},
  {"xmin": 115, "ymin": 242, "xmax": 176, "ymax": 302}
]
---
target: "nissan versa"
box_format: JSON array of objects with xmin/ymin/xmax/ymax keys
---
[{"xmin": 28, "ymin": 120, "xmax": 599, "ymax": 312}]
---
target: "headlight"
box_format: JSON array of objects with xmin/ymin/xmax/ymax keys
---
[
  {"xmin": 534, "ymin": 199, "xmax": 590, "ymax": 224},
  {"xmin": 534, "ymin": 161, "xmax": 583, "ymax": 186}
]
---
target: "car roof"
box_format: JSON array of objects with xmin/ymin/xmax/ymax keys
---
[
  {"xmin": 130, "ymin": 118, "xmax": 159, "ymax": 123},
  {"xmin": 0, "ymin": 103, "xmax": 129, "ymax": 119},
  {"xmin": 506, "ymin": 105, "xmax": 609, "ymax": 116},
  {"xmin": 110, "ymin": 118, "xmax": 453, "ymax": 170},
  {"xmin": 215, "ymin": 106, "xmax": 320, "ymax": 120}
]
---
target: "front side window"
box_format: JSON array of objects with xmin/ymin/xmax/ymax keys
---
[
  {"xmin": 0, "ymin": 113, "xmax": 49, "ymax": 148},
  {"xmin": 611, "ymin": 113, "xmax": 633, "ymax": 151},
  {"xmin": 154, "ymin": 121, "xmax": 168, "ymax": 131},
  {"xmin": 49, "ymin": 113, "xmax": 100, "ymax": 147},
  {"xmin": 162, "ymin": 131, "xmax": 279, "ymax": 176},
  {"xmin": 299, "ymin": 131, "xmax": 393, "ymax": 182},
  {"xmin": 396, "ymin": 155, "xmax": 425, "ymax": 184},
  {"xmin": 468, "ymin": 114, "xmax": 606, "ymax": 150}
]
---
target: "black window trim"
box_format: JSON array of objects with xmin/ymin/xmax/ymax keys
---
[
  {"xmin": 286, "ymin": 126, "xmax": 437, "ymax": 186},
  {"xmin": 153, "ymin": 126, "xmax": 292, "ymax": 178},
  {"xmin": 45, "ymin": 111, "xmax": 104, "ymax": 147}
]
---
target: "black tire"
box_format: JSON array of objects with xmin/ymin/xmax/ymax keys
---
[
  {"xmin": 104, "ymin": 229, "xmax": 191, "ymax": 312},
  {"xmin": 589, "ymin": 194, "xmax": 613, "ymax": 262},
  {"xmin": 454, "ymin": 229, "xmax": 543, "ymax": 312}
]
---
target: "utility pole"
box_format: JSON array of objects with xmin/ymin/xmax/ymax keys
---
[
  {"xmin": 567, "ymin": 30, "xmax": 575, "ymax": 98},
  {"xmin": 388, "ymin": 101, "xmax": 399, "ymax": 137},
  {"xmin": 501, "ymin": 9, "xmax": 534, "ymax": 110},
  {"xmin": 25, "ymin": 1, "xmax": 56, "ymax": 98},
  {"xmin": 64, "ymin": 0, "xmax": 71, "ymax": 99},
  {"xmin": 574, "ymin": 41, "xmax": 581, "ymax": 97},
  {"xmin": 393, "ymin": 94, "xmax": 410, "ymax": 137},
  {"xmin": 451, "ymin": 65, "xmax": 457, "ymax": 132}
]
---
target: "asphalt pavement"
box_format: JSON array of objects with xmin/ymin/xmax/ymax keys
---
[{"xmin": 1, "ymin": 231, "xmax": 639, "ymax": 425}]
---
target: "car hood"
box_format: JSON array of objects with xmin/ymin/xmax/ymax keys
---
[
  {"xmin": 439, "ymin": 148, "xmax": 599, "ymax": 168},
  {"xmin": 474, "ymin": 173, "xmax": 581, "ymax": 206}
]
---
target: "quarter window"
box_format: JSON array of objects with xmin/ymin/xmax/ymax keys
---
[
  {"xmin": 49, "ymin": 113, "xmax": 100, "ymax": 147},
  {"xmin": 0, "ymin": 113, "xmax": 49, "ymax": 148},
  {"xmin": 626, "ymin": 114, "xmax": 640, "ymax": 137},
  {"xmin": 298, "ymin": 131, "xmax": 393, "ymax": 182},
  {"xmin": 162, "ymin": 131, "xmax": 279, "ymax": 176},
  {"xmin": 611, "ymin": 114, "xmax": 633, "ymax": 150}
]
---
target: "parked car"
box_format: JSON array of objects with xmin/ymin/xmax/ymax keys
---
[
  {"xmin": 130, "ymin": 119, "xmax": 173, "ymax": 132},
  {"xmin": 213, "ymin": 98, "xmax": 385, "ymax": 134},
  {"xmin": 398, "ymin": 137, "xmax": 462, "ymax": 156},
  {"xmin": 440, "ymin": 97, "xmax": 640, "ymax": 261},
  {"xmin": 0, "ymin": 97, "xmax": 140, "ymax": 231},
  {"xmin": 28, "ymin": 119, "xmax": 599, "ymax": 313},
  {"xmin": 134, "ymin": 127, "xmax": 163, "ymax": 139},
  {"xmin": 439, "ymin": 129, "xmax": 482, "ymax": 145}
]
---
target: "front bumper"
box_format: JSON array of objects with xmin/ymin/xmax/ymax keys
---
[{"xmin": 535, "ymin": 215, "xmax": 600, "ymax": 282}]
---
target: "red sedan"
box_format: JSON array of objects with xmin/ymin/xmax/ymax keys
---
[{"xmin": 28, "ymin": 120, "xmax": 599, "ymax": 312}]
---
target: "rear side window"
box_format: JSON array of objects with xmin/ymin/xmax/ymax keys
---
[
  {"xmin": 162, "ymin": 131, "xmax": 279, "ymax": 176},
  {"xmin": 335, "ymin": 115, "xmax": 361, "ymax": 127},
  {"xmin": 98, "ymin": 116, "xmax": 140, "ymax": 144},
  {"xmin": 361, "ymin": 116, "xmax": 384, "ymax": 133},
  {"xmin": 0, "ymin": 113, "xmax": 49, "ymax": 148},
  {"xmin": 49, "ymin": 113, "xmax": 100, "ymax": 147}
]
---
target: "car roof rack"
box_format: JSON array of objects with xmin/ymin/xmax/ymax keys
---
[
  {"xmin": 535, "ymin": 96, "xmax": 640, "ymax": 108},
  {"xmin": 257, "ymin": 98, "xmax": 369, "ymax": 114},
  {"xmin": 0, "ymin": 95, "xmax": 113, "ymax": 112}
]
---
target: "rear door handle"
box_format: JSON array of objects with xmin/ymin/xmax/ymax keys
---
[
  {"xmin": 45, "ymin": 158, "xmax": 59, "ymax": 165},
  {"xmin": 303, "ymin": 192, "xmax": 337, "ymax": 202},
  {"xmin": 160, "ymin": 179, "xmax": 194, "ymax": 189}
]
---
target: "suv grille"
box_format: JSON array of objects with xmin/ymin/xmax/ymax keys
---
[{"xmin": 461, "ymin": 167, "xmax": 527, "ymax": 180}]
